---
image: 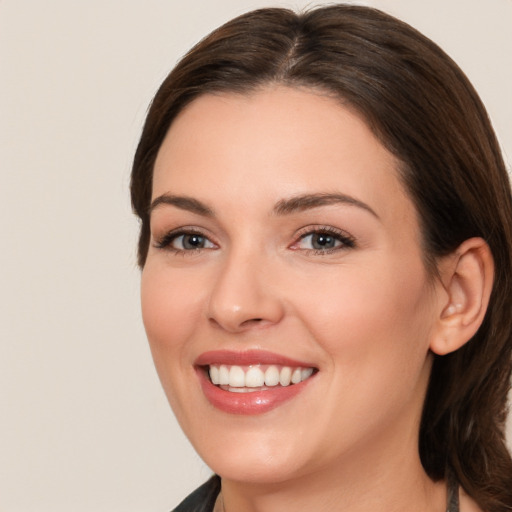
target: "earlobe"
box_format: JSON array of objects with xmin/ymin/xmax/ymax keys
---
[{"xmin": 430, "ymin": 238, "xmax": 494, "ymax": 356}]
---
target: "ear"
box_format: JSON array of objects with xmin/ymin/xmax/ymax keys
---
[{"xmin": 430, "ymin": 237, "xmax": 494, "ymax": 356}]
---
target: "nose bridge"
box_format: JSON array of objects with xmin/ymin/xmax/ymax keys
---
[{"xmin": 207, "ymin": 242, "xmax": 284, "ymax": 332}]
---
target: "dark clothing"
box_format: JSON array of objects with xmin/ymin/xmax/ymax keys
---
[
  {"xmin": 171, "ymin": 473, "xmax": 460, "ymax": 511},
  {"xmin": 172, "ymin": 475, "xmax": 220, "ymax": 512}
]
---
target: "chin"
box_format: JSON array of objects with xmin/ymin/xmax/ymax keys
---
[
  {"xmin": 185, "ymin": 417, "xmax": 316, "ymax": 485},
  {"xmin": 206, "ymin": 451, "xmax": 309, "ymax": 485}
]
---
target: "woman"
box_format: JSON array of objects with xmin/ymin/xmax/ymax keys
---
[{"xmin": 131, "ymin": 5, "xmax": 512, "ymax": 512}]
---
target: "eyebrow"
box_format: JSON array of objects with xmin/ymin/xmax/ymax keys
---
[
  {"xmin": 149, "ymin": 194, "xmax": 214, "ymax": 217},
  {"xmin": 148, "ymin": 192, "xmax": 378, "ymax": 219},
  {"xmin": 273, "ymin": 193, "xmax": 379, "ymax": 218}
]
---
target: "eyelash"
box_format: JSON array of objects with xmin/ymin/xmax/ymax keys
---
[
  {"xmin": 153, "ymin": 228, "xmax": 215, "ymax": 255},
  {"xmin": 153, "ymin": 226, "xmax": 356, "ymax": 256},
  {"xmin": 292, "ymin": 226, "xmax": 356, "ymax": 255}
]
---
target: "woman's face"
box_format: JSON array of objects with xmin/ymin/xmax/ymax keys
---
[{"xmin": 141, "ymin": 86, "xmax": 444, "ymax": 484}]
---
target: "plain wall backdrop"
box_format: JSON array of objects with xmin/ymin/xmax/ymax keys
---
[{"xmin": 1, "ymin": 1, "xmax": 511, "ymax": 510}]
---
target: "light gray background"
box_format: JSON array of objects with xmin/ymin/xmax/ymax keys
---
[{"xmin": 1, "ymin": 1, "xmax": 511, "ymax": 511}]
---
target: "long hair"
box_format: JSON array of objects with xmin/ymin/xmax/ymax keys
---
[{"xmin": 131, "ymin": 5, "xmax": 512, "ymax": 510}]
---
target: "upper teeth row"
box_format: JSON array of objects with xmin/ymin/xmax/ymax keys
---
[{"xmin": 209, "ymin": 365, "xmax": 314, "ymax": 388}]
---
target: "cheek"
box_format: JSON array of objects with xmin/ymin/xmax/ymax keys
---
[
  {"xmin": 290, "ymin": 258, "xmax": 434, "ymax": 378},
  {"xmin": 140, "ymin": 264, "xmax": 203, "ymax": 361},
  {"xmin": 140, "ymin": 264, "xmax": 210, "ymax": 426},
  {"xmin": 291, "ymin": 262, "xmax": 434, "ymax": 440}
]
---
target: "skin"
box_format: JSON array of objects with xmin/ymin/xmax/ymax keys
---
[{"xmin": 141, "ymin": 86, "xmax": 485, "ymax": 512}]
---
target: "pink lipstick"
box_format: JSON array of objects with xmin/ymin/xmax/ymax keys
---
[{"xmin": 195, "ymin": 350, "xmax": 317, "ymax": 415}]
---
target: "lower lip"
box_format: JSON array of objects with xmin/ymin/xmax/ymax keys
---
[{"xmin": 197, "ymin": 368, "xmax": 314, "ymax": 415}]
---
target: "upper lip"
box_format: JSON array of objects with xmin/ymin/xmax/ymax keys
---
[{"xmin": 195, "ymin": 349, "xmax": 316, "ymax": 368}]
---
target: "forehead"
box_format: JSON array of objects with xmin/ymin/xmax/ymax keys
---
[{"xmin": 152, "ymin": 86, "xmax": 412, "ymax": 224}]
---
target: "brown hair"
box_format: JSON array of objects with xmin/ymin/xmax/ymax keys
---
[{"xmin": 131, "ymin": 5, "xmax": 512, "ymax": 510}]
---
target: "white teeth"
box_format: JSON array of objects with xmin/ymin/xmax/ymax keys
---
[
  {"xmin": 279, "ymin": 366, "xmax": 292, "ymax": 386},
  {"xmin": 219, "ymin": 365, "xmax": 230, "ymax": 385},
  {"xmin": 301, "ymin": 367, "xmax": 314, "ymax": 380},
  {"xmin": 228, "ymin": 387, "xmax": 260, "ymax": 393},
  {"xmin": 291, "ymin": 368, "xmax": 302, "ymax": 384},
  {"xmin": 245, "ymin": 366, "xmax": 265, "ymax": 387},
  {"xmin": 208, "ymin": 364, "xmax": 315, "ymax": 389},
  {"xmin": 209, "ymin": 365, "xmax": 220, "ymax": 385},
  {"xmin": 264, "ymin": 366, "xmax": 280, "ymax": 386},
  {"xmin": 229, "ymin": 366, "xmax": 245, "ymax": 387}
]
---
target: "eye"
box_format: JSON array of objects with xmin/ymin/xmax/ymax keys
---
[
  {"xmin": 301, "ymin": 232, "xmax": 341, "ymax": 250},
  {"xmin": 154, "ymin": 229, "xmax": 216, "ymax": 252},
  {"xmin": 291, "ymin": 227, "xmax": 355, "ymax": 254},
  {"xmin": 173, "ymin": 233, "xmax": 214, "ymax": 250}
]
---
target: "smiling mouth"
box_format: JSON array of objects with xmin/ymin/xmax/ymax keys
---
[{"xmin": 206, "ymin": 364, "xmax": 316, "ymax": 393}]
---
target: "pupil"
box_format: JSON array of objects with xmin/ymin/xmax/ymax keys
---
[
  {"xmin": 183, "ymin": 234, "xmax": 204, "ymax": 249},
  {"xmin": 313, "ymin": 234, "xmax": 335, "ymax": 249}
]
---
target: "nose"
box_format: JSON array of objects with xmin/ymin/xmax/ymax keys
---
[{"xmin": 206, "ymin": 250, "xmax": 285, "ymax": 333}]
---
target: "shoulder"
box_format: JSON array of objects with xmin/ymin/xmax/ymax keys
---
[{"xmin": 171, "ymin": 475, "xmax": 221, "ymax": 512}]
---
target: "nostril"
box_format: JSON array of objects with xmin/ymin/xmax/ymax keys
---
[
  {"xmin": 241, "ymin": 318, "xmax": 263, "ymax": 326},
  {"xmin": 208, "ymin": 317, "xmax": 262, "ymax": 329}
]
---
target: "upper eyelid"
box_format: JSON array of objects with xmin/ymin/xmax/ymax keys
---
[
  {"xmin": 291, "ymin": 225, "xmax": 357, "ymax": 250},
  {"xmin": 150, "ymin": 215, "xmax": 222, "ymax": 240},
  {"xmin": 152, "ymin": 225, "xmax": 212, "ymax": 238},
  {"xmin": 153, "ymin": 226, "xmax": 216, "ymax": 249},
  {"xmin": 294, "ymin": 225, "xmax": 355, "ymax": 240}
]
